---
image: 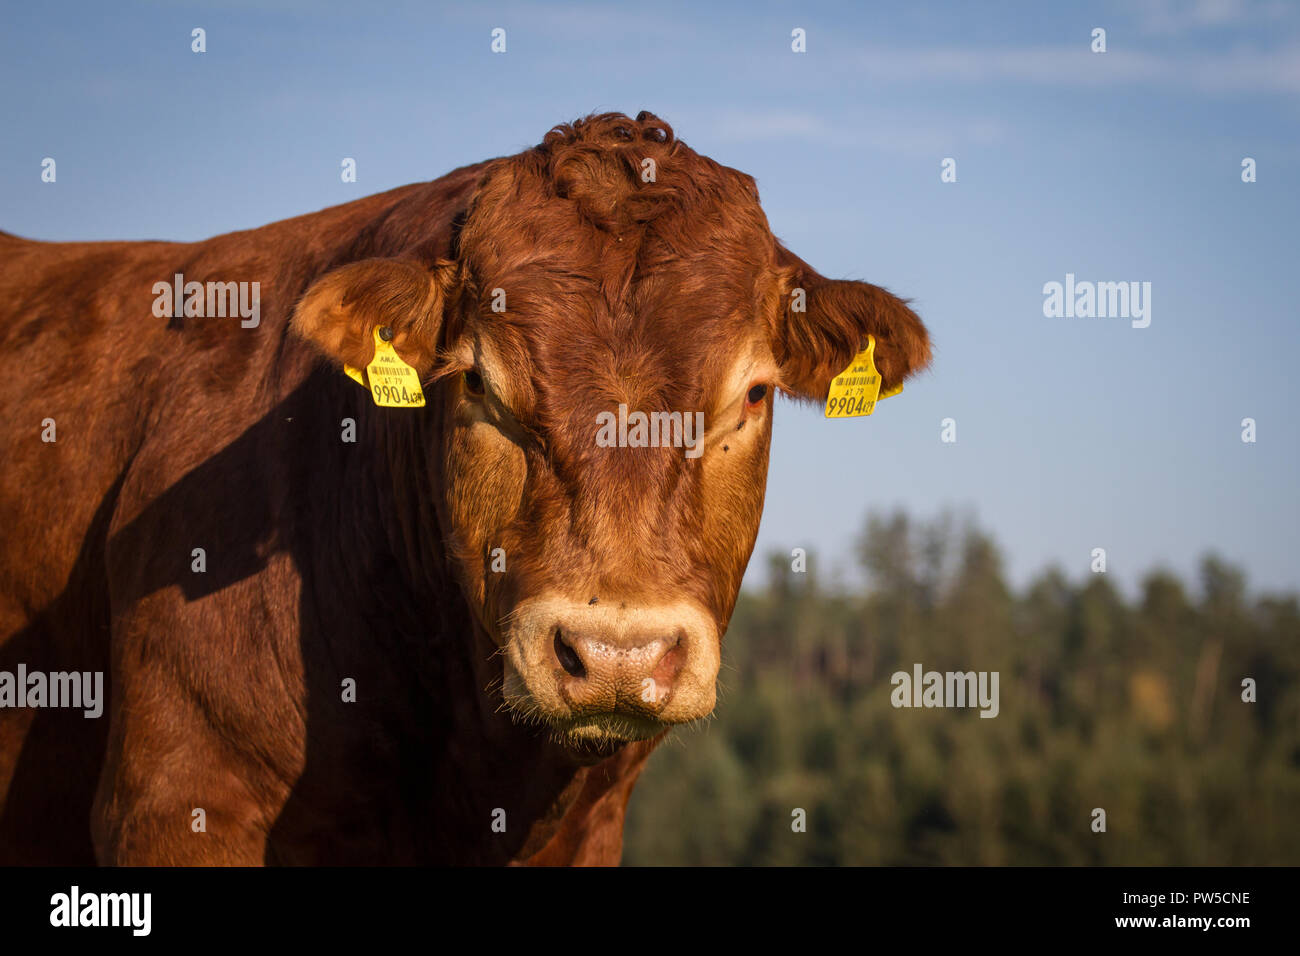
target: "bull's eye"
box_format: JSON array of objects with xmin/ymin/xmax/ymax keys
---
[
  {"xmin": 463, "ymin": 369, "xmax": 485, "ymax": 397},
  {"xmin": 746, "ymin": 384, "xmax": 768, "ymax": 406}
]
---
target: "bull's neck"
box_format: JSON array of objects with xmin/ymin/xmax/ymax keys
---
[
  {"xmin": 310, "ymin": 374, "xmax": 506, "ymax": 725},
  {"xmin": 293, "ymin": 374, "xmax": 601, "ymax": 862},
  {"xmin": 332, "ymin": 377, "xmax": 460, "ymax": 632}
]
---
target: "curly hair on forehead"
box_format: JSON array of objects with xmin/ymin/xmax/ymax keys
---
[
  {"xmin": 542, "ymin": 110, "xmax": 676, "ymax": 151},
  {"xmin": 519, "ymin": 110, "xmax": 759, "ymax": 233}
]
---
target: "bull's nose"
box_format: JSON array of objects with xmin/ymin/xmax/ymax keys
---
[
  {"xmin": 502, "ymin": 596, "xmax": 720, "ymax": 734},
  {"xmin": 551, "ymin": 624, "xmax": 687, "ymax": 714}
]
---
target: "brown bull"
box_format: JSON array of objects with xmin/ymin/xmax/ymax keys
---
[{"xmin": 0, "ymin": 112, "xmax": 930, "ymax": 864}]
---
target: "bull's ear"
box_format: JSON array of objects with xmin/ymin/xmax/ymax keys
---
[
  {"xmin": 291, "ymin": 258, "xmax": 455, "ymax": 374},
  {"xmin": 771, "ymin": 244, "xmax": 932, "ymax": 403}
]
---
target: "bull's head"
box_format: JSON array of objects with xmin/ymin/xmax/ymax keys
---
[{"xmin": 292, "ymin": 113, "xmax": 931, "ymax": 751}]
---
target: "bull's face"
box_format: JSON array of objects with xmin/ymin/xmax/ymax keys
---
[{"xmin": 294, "ymin": 114, "xmax": 931, "ymax": 751}]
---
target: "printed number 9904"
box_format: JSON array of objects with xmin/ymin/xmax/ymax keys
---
[
  {"xmin": 374, "ymin": 384, "xmax": 421, "ymax": 405},
  {"xmin": 826, "ymin": 395, "xmax": 871, "ymax": 416}
]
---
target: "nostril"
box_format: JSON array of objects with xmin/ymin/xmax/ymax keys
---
[
  {"xmin": 554, "ymin": 629, "xmax": 586, "ymax": 678},
  {"xmin": 652, "ymin": 629, "xmax": 687, "ymax": 688}
]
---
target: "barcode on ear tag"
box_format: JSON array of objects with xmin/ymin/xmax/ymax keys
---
[
  {"xmin": 825, "ymin": 334, "xmax": 884, "ymax": 418},
  {"xmin": 364, "ymin": 328, "xmax": 425, "ymax": 408}
]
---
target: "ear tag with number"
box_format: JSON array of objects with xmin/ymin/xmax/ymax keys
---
[
  {"xmin": 824, "ymin": 334, "xmax": 901, "ymax": 418},
  {"xmin": 362, "ymin": 327, "xmax": 425, "ymax": 408}
]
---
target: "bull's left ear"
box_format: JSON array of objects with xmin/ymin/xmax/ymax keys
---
[
  {"xmin": 291, "ymin": 257, "xmax": 457, "ymax": 375},
  {"xmin": 770, "ymin": 244, "xmax": 932, "ymax": 403}
]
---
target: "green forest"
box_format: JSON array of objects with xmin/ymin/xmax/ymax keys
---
[{"xmin": 622, "ymin": 511, "xmax": 1300, "ymax": 866}]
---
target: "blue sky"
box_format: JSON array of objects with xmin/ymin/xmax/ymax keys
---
[{"xmin": 3, "ymin": 0, "xmax": 1297, "ymax": 596}]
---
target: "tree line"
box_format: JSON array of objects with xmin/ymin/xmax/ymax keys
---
[{"xmin": 623, "ymin": 511, "xmax": 1300, "ymax": 865}]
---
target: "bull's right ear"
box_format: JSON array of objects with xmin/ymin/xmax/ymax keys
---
[{"xmin": 291, "ymin": 258, "xmax": 455, "ymax": 375}]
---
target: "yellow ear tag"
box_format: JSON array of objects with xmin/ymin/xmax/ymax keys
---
[
  {"xmin": 824, "ymin": 334, "xmax": 899, "ymax": 418},
  {"xmin": 343, "ymin": 364, "xmax": 366, "ymax": 387},
  {"xmin": 363, "ymin": 328, "xmax": 425, "ymax": 408}
]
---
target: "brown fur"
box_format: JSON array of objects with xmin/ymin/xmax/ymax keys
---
[{"xmin": 0, "ymin": 113, "xmax": 930, "ymax": 864}]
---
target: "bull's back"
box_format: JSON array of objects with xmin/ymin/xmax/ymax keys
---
[{"xmin": 0, "ymin": 175, "xmax": 478, "ymax": 608}]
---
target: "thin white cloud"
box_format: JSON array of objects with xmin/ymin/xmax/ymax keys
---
[
  {"xmin": 713, "ymin": 111, "xmax": 835, "ymax": 142},
  {"xmin": 850, "ymin": 43, "xmax": 1300, "ymax": 95},
  {"xmin": 706, "ymin": 109, "xmax": 1008, "ymax": 156},
  {"xmin": 1130, "ymin": 0, "xmax": 1294, "ymax": 35}
]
